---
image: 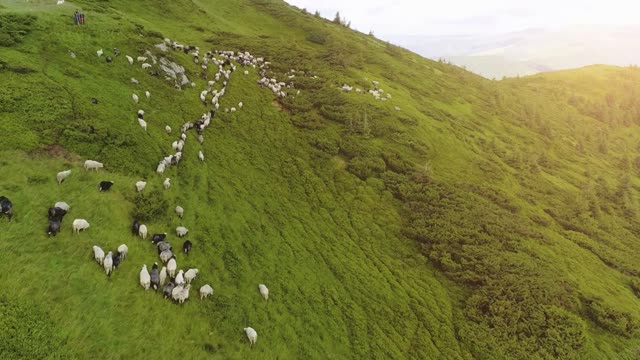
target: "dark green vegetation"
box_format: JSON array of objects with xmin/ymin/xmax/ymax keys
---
[{"xmin": 2, "ymin": 0, "xmax": 640, "ymax": 358}]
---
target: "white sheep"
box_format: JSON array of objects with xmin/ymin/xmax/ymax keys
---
[
  {"xmin": 139, "ymin": 224, "xmax": 148, "ymax": 239},
  {"xmin": 160, "ymin": 266, "xmax": 167, "ymax": 286},
  {"xmin": 132, "ymin": 93, "xmax": 139, "ymax": 103},
  {"xmin": 184, "ymin": 268, "xmax": 198, "ymax": 284},
  {"xmin": 200, "ymin": 284, "xmax": 213, "ymax": 299},
  {"xmin": 165, "ymin": 125, "xmax": 172, "ymax": 134},
  {"xmin": 167, "ymin": 258, "xmax": 177, "ymax": 278},
  {"xmin": 156, "ymin": 163, "xmax": 165, "ymax": 176},
  {"xmin": 172, "ymin": 141, "xmax": 178, "ymax": 151},
  {"xmin": 198, "ymin": 151, "xmax": 204, "ymax": 161},
  {"xmin": 238, "ymin": 102, "xmax": 243, "ymax": 109},
  {"xmin": 96, "ymin": 49, "xmax": 103, "ymax": 57},
  {"xmin": 131, "ymin": 78, "xmax": 139, "ymax": 84},
  {"xmin": 84, "ymin": 160, "xmax": 104, "ymax": 171},
  {"xmin": 72, "ymin": 219, "xmax": 90, "ymax": 233},
  {"xmin": 103, "ymin": 252, "xmax": 113, "ymax": 276},
  {"xmin": 197, "ymin": 134, "xmax": 204, "ymax": 144},
  {"xmin": 244, "ymin": 70, "xmax": 249, "ymax": 75},
  {"xmin": 244, "ymin": 327, "xmax": 258, "ymax": 346},
  {"xmin": 159, "ymin": 250, "xmax": 173, "ymax": 263},
  {"xmin": 394, "ymin": 106, "xmax": 401, "ymax": 111},
  {"xmin": 92, "ymin": 245, "xmax": 105, "ymax": 265},
  {"xmin": 136, "ymin": 56, "xmax": 147, "ymax": 62},
  {"xmin": 117, "ymin": 244, "xmax": 128, "ymax": 260},
  {"xmin": 230, "ymin": 107, "xmax": 236, "ymax": 113},
  {"xmin": 173, "ymin": 284, "xmax": 190, "ymax": 304},
  {"xmin": 175, "ymin": 270, "xmax": 185, "ymax": 285},
  {"xmin": 181, "ymin": 133, "xmax": 187, "ymax": 141},
  {"xmin": 171, "ymin": 284, "xmax": 184, "ymax": 301},
  {"xmin": 175, "ymin": 205, "xmax": 184, "ymax": 218},
  {"xmin": 140, "ymin": 265, "xmax": 151, "ymax": 290},
  {"xmin": 135, "ymin": 181, "xmax": 147, "ymax": 192},
  {"xmin": 56, "ymin": 170, "xmax": 71, "ymax": 184},
  {"xmin": 126, "ymin": 55, "xmax": 133, "ymax": 65},
  {"xmin": 176, "ymin": 226, "xmax": 188, "ymax": 237},
  {"xmin": 163, "ymin": 178, "xmax": 171, "ymax": 189},
  {"xmin": 54, "ymin": 202, "xmax": 70, "ymax": 211},
  {"xmin": 145, "ymin": 91, "xmax": 150, "ymax": 99},
  {"xmin": 258, "ymin": 284, "xmax": 269, "ymax": 300},
  {"xmin": 138, "ymin": 118, "xmax": 147, "ymax": 131},
  {"xmin": 56, "ymin": 0, "xmax": 64, "ymax": 5}
]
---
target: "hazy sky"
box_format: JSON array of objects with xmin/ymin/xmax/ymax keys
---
[{"xmin": 285, "ymin": 0, "xmax": 640, "ymax": 36}]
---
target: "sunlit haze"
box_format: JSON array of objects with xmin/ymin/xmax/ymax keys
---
[{"xmin": 285, "ymin": 0, "xmax": 640, "ymax": 36}]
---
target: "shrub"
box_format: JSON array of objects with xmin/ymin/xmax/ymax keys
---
[
  {"xmin": 0, "ymin": 32, "xmax": 15, "ymax": 47},
  {"xmin": 306, "ymin": 30, "xmax": 327, "ymax": 45},
  {"xmin": 347, "ymin": 156, "xmax": 386, "ymax": 180},
  {"xmin": 309, "ymin": 133, "xmax": 340, "ymax": 155},
  {"xmin": 631, "ymin": 278, "xmax": 640, "ymax": 298},
  {"xmin": 584, "ymin": 297, "xmax": 640, "ymax": 337},
  {"xmin": 130, "ymin": 189, "xmax": 167, "ymax": 221},
  {"xmin": 291, "ymin": 112, "xmax": 325, "ymax": 130},
  {"xmin": 381, "ymin": 152, "xmax": 413, "ymax": 174}
]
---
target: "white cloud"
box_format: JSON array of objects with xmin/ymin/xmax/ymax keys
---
[{"xmin": 285, "ymin": 0, "xmax": 640, "ymax": 36}]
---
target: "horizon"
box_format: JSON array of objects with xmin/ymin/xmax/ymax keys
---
[
  {"xmin": 284, "ymin": 0, "xmax": 640, "ymax": 38},
  {"xmin": 285, "ymin": 1, "xmax": 640, "ymax": 78}
]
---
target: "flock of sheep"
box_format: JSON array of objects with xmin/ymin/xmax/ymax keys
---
[
  {"xmin": 1, "ymin": 37, "xmax": 305, "ymax": 347},
  {"xmin": 341, "ymin": 80, "xmax": 400, "ymax": 111}
]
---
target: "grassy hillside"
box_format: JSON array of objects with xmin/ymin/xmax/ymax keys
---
[{"xmin": 2, "ymin": 0, "xmax": 640, "ymax": 359}]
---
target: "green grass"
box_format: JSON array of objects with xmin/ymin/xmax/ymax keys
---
[{"xmin": 3, "ymin": 0, "xmax": 640, "ymax": 359}]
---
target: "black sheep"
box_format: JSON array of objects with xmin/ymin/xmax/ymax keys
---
[
  {"xmin": 131, "ymin": 219, "xmax": 140, "ymax": 236},
  {"xmin": 48, "ymin": 207, "xmax": 67, "ymax": 222},
  {"xmin": 47, "ymin": 219, "xmax": 61, "ymax": 236},
  {"xmin": 183, "ymin": 240, "xmax": 192, "ymax": 255},
  {"xmin": 163, "ymin": 281, "xmax": 176, "ymax": 299},
  {"xmin": 150, "ymin": 263, "xmax": 160, "ymax": 290},
  {"xmin": 112, "ymin": 252, "xmax": 122, "ymax": 269},
  {"xmin": 0, "ymin": 196, "xmax": 13, "ymax": 219},
  {"xmin": 99, "ymin": 181, "xmax": 114, "ymax": 192},
  {"xmin": 151, "ymin": 233, "xmax": 167, "ymax": 244}
]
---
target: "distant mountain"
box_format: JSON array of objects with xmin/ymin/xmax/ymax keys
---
[{"xmin": 387, "ymin": 25, "xmax": 640, "ymax": 78}]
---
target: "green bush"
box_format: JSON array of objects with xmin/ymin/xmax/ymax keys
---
[
  {"xmin": 631, "ymin": 279, "xmax": 640, "ymax": 298},
  {"xmin": 305, "ymin": 30, "xmax": 327, "ymax": 45},
  {"xmin": 0, "ymin": 13, "xmax": 36, "ymax": 47},
  {"xmin": 0, "ymin": 32, "xmax": 14, "ymax": 47},
  {"xmin": 309, "ymin": 133, "xmax": 340, "ymax": 155},
  {"xmin": 130, "ymin": 189, "xmax": 167, "ymax": 221},
  {"xmin": 585, "ymin": 297, "xmax": 640, "ymax": 337},
  {"xmin": 347, "ymin": 156, "xmax": 386, "ymax": 180}
]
